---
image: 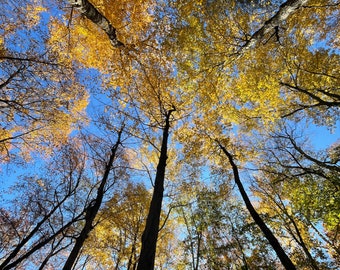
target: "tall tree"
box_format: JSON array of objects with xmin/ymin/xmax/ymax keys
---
[
  {"xmin": 1, "ymin": 0, "xmax": 339, "ymax": 269},
  {"xmin": 218, "ymin": 142, "xmax": 297, "ymax": 269},
  {"xmin": 137, "ymin": 107, "xmax": 176, "ymax": 270},
  {"xmin": 62, "ymin": 129, "xmax": 123, "ymax": 270}
]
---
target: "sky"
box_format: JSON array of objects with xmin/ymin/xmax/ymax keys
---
[
  {"xmin": 0, "ymin": 2, "xmax": 340, "ymax": 269},
  {"xmin": 1, "ymin": 0, "xmax": 340, "ymax": 195},
  {"xmin": 309, "ymin": 123, "xmax": 340, "ymax": 150}
]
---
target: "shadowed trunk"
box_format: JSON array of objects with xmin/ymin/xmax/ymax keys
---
[
  {"xmin": 62, "ymin": 130, "xmax": 122, "ymax": 270},
  {"xmin": 217, "ymin": 142, "xmax": 296, "ymax": 270},
  {"xmin": 137, "ymin": 109, "xmax": 175, "ymax": 270}
]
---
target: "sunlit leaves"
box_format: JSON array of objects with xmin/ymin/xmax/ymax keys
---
[
  {"xmin": 24, "ymin": 1, "xmax": 47, "ymax": 27},
  {"xmin": 0, "ymin": 0, "xmax": 89, "ymax": 160},
  {"xmin": 49, "ymin": 0, "xmax": 155, "ymax": 71},
  {"xmin": 0, "ymin": 55, "xmax": 89, "ymax": 159},
  {"xmin": 84, "ymin": 182, "xmax": 177, "ymax": 269},
  {"xmin": 1, "ymin": 0, "xmax": 340, "ymax": 268}
]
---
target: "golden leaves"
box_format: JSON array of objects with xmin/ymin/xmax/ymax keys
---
[
  {"xmin": 0, "ymin": 128, "xmax": 12, "ymax": 157},
  {"xmin": 24, "ymin": 2, "xmax": 47, "ymax": 27}
]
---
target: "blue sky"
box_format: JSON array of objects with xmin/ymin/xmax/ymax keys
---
[
  {"xmin": 309, "ymin": 123, "xmax": 340, "ymax": 150},
  {"xmin": 0, "ymin": 2, "xmax": 339, "ymax": 269}
]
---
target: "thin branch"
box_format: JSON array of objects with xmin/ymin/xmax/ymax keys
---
[
  {"xmin": 0, "ymin": 128, "xmax": 44, "ymax": 144},
  {"xmin": 0, "ymin": 56, "xmax": 61, "ymax": 66}
]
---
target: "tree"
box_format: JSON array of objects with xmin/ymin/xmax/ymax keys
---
[
  {"xmin": 1, "ymin": 0, "xmax": 340, "ymax": 269},
  {"xmin": 177, "ymin": 184, "xmax": 239, "ymax": 270},
  {"xmin": 174, "ymin": 171, "xmax": 285, "ymax": 270},
  {"xmin": 0, "ymin": 127, "xmax": 128, "ymax": 270},
  {"xmin": 136, "ymin": 107, "xmax": 176, "ymax": 270},
  {"xmin": 62, "ymin": 129, "xmax": 123, "ymax": 270},
  {"xmin": 0, "ymin": 0, "xmax": 88, "ymax": 161},
  {"xmin": 62, "ymin": 2, "xmax": 184, "ymax": 268},
  {"xmin": 217, "ymin": 142, "xmax": 297, "ymax": 269},
  {"xmin": 0, "ymin": 141, "xmax": 88, "ymax": 270},
  {"xmin": 251, "ymin": 125, "xmax": 340, "ymax": 268}
]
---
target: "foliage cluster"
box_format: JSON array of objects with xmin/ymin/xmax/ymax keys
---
[{"xmin": 0, "ymin": 0, "xmax": 339, "ymax": 269}]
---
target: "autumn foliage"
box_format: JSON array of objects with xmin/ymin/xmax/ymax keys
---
[{"xmin": 0, "ymin": 0, "xmax": 339, "ymax": 269}]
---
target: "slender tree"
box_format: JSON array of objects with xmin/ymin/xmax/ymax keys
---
[
  {"xmin": 217, "ymin": 142, "xmax": 296, "ymax": 270},
  {"xmin": 62, "ymin": 129, "xmax": 123, "ymax": 269},
  {"xmin": 137, "ymin": 107, "xmax": 175, "ymax": 270},
  {"xmin": 0, "ymin": 143, "xmax": 87, "ymax": 270}
]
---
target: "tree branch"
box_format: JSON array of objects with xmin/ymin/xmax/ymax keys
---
[
  {"xmin": 69, "ymin": 0, "xmax": 124, "ymax": 48},
  {"xmin": 238, "ymin": 0, "xmax": 308, "ymax": 54}
]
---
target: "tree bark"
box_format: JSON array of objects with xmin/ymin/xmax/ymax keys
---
[
  {"xmin": 137, "ymin": 109, "xmax": 175, "ymax": 270},
  {"xmin": 62, "ymin": 130, "xmax": 122, "ymax": 270},
  {"xmin": 217, "ymin": 142, "xmax": 296, "ymax": 270},
  {"xmin": 69, "ymin": 0, "xmax": 124, "ymax": 47},
  {"xmin": 239, "ymin": 0, "xmax": 308, "ymax": 54}
]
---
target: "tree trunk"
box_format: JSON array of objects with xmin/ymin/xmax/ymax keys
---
[
  {"xmin": 62, "ymin": 130, "xmax": 122, "ymax": 270},
  {"xmin": 137, "ymin": 109, "xmax": 175, "ymax": 270},
  {"xmin": 239, "ymin": 0, "xmax": 308, "ymax": 54},
  {"xmin": 217, "ymin": 142, "xmax": 296, "ymax": 270},
  {"xmin": 69, "ymin": 0, "xmax": 124, "ymax": 47}
]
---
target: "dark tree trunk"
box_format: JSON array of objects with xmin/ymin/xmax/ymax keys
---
[
  {"xmin": 62, "ymin": 130, "xmax": 122, "ymax": 270},
  {"xmin": 137, "ymin": 109, "xmax": 175, "ymax": 270},
  {"xmin": 217, "ymin": 142, "xmax": 296, "ymax": 270}
]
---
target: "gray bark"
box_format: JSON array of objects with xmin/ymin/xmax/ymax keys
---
[
  {"xmin": 69, "ymin": 0, "xmax": 124, "ymax": 47},
  {"xmin": 239, "ymin": 0, "xmax": 309, "ymax": 54}
]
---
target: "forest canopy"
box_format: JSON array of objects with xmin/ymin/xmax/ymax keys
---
[{"xmin": 0, "ymin": 0, "xmax": 339, "ymax": 269}]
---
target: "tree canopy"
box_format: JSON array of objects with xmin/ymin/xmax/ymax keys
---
[{"xmin": 0, "ymin": 0, "xmax": 339, "ymax": 269}]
